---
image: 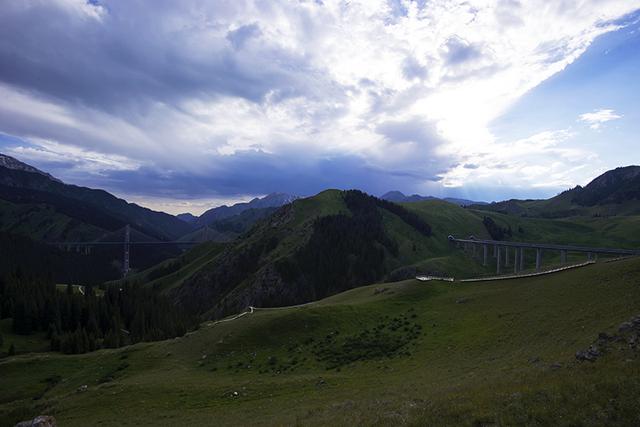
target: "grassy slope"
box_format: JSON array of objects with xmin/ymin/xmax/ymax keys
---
[
  {"xmin": 399, "ymin": 200, "xmax": 492, "ymax": 277},
  {"xmin": 0, "ymin": 319, "xmax": 49, "ymax": 357},
  {"xmin": 2, "ymin": 257, "xmax": 640, "ymax": 426},
  {"xmin": 472, "ymin": 190, "xmax": 640, "ymax": 218},
  {"xmin": 111, "ymin": 242, "xmax": 228, "ymax": 293},
  {"xmin": 472, "ymin": 209, "xmax": 640, "ymax": 248}
]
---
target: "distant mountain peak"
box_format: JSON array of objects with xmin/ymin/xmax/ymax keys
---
[
  {"xmin": 195, "ymin": 192, "xmax": 299, "ymax": 227},
  {"xmin": 0, "ymin": 153, "xmax": 62, "ymax": 183},
  {"xmin": 176, "ymin": 213, "xmax": 197, "ymax": 223}
]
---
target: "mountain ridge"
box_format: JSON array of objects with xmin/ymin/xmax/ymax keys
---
[
  {"xmin": 471, "ymin": 165, "xmax": 640, "ymax": 218},
  {"xmin": 381, "ymin": 190, "xmax": 486, "ymax": 206},
  {"xmin": 0, "ymin": 153, "xmax": 191, "ymax": 241},
  {"xmin": 195, "ymin": 192, "xmax": 298, "ymax": 227}
]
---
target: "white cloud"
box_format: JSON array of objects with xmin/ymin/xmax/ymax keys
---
[
  {"xmin": 441, "ymin": 129, "xmax": 599, "ymax": 189},
  {"xmin": 579, "ymin": 108, "xmax": 623, "ymax": 130},
  {"xmin": 0, "ymin": 0, "xmax": 638, "ymax": 201}
]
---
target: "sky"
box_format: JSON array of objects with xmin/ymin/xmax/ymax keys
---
[{"xmin": 0, "ymin": 0, "xmax": 639, "ymax": 215}]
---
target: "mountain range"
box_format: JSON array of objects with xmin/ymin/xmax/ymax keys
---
[
  {"xmin": 2, "ymin": 152, "xmax": 640, "ymax": 304},
  {"xmin": 381, "ymin": 190, "xmax": 487, "ymax": 206},
  {"xmin": 192, "ymin": 193, "xmax": 299, "ymax": 227}
]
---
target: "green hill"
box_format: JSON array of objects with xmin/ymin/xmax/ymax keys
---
[
  {"xmin": 125, "ymin": 188, "xmax": 640, "ymax": 320},
  {"xmin": 114, "ymin": 241, "xmax": 228, "ymax": 293},
  {"xmin": 2, "ymin": 257, "xmax": 640, "ymax": 426},
  {"xmin": 166, "ymin": 190, "xmax": 493, "ymax": 319}
]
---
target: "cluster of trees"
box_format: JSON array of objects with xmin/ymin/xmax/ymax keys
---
[
  {"xmin": 277, "ymin": 190, "xmax": 433, "ymax": 300},
  {"xmin": 0, "ymin": 269, "xmax": 195, "ymax": 354},
  {"xmin": 0, "ymin": 231, "xmax": 119, "ymax": 285},
  {"xmin": 482, "ymin": 216, "xmax": 512, "ymax": 241},
  {"xmin": 372, "ymin": 197, "xmax": 432, "ymax": 236}
]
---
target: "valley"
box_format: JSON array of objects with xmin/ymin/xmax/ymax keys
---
[
  {"xmin": 2, "ymin": 257, "xmax": 640, "ymax": 425},
  {"xmin": 2, "ymin": 158, "xmax": 640, "ymax": 426},
  {"xmin": 2, "ymin": 4, "xmax": 640, "ymax": 425}
]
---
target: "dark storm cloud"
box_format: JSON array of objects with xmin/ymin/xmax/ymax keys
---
[
  {"xmin": 0, "ymin": 1, "xmax": 320, "ymax": 115},
  {"xmin": 63, "ymin": 149, "xmax": 444, "ymax": 199}
]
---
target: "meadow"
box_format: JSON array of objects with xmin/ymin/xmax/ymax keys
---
[{"xmin": 2, "ymin": 257, "xmax": 640, "ymax": 426}]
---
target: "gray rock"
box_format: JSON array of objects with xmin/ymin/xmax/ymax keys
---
[
  {"xmin": 597, "ymin": 332, "xmax": 613, "ymax": 343},
  {"xmin": 619, "ymin": 322, "xmax": 633, "ymax": 332},
  {"xmin": 576, "ymin": 351, "xmax": 594, "ymax": 362},
  {"xmin": 14, "ymin": 415, "xmax": 56, "ymax": 427},
  {"xmin": 627, "ymin": 333, "xmax": 637, "ymax": 347}
]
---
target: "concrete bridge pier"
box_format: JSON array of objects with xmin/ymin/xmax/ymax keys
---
[
  {"xmin": 483, "ymin": 244, "xmax": 488, "ymax": 266},
  {"xmin": 513, "ymin": 248, "xmax": 519, "ymax": 273},
  {"xmin": 497, "ymin": 246, "xmax": 502, "ymax": 274},
  {"xmin": 560, "ymin": 250, "xmax": 567, "ymax": 264},
  {"xmin": 493, "ymin": 245, "xmax": 498, "ymax": 258},
  {"xmin": 520, "ymin": 247, "xmax": 524, "ymax": 271},
  {"xmin": 535, "ymin": 248, "xmax": 542, "ymax": 272},
  {"xmin": 472, "ymin": 243, "xmax": 477, "ymax": 258},
  {"xmin": 505, "ymin": 247, "xmax": 510, "ymax": 267}
]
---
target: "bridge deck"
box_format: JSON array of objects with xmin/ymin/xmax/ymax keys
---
[
  {"xmin": 51, "ymin": 241, "xmax": 201, "ymax": 246},
  {"xmin": 450, "ymin": 237, "xmax": 640, "ymax": 256}
]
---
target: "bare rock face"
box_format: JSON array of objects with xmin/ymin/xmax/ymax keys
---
[{"xmin": 14, "ymin": 415, "xmax": 57, "ymax": 427}]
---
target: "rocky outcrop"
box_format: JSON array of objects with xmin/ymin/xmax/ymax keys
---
[
  {"xmin": 14, "ymin": 415, "xmax": 56, "ymax": 427},
  {"xmin": 576, "ymin": 315, "xmax": 640, "ymax": 362}
]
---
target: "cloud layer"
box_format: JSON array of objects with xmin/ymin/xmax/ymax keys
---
[{"xmin": 0, "ymin": 0, "xmax": 638, "ymax": 212}]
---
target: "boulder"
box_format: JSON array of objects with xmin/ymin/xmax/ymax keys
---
[
  {"xmin": 575, "ymin": 351, "xmax": 595, "ymax": 362},
  {"xmin": 597, "ymin": 332, "xmax": 613, "ymax": 344},
  {"xmin": 14, "ymin": 415, "xmax": 56, "ymax": 427},
  {"xmin": 619, "ymin": 322, "xmax": 633, "ymax": 332}
]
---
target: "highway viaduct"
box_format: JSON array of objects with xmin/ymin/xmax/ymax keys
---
[{"xmin": 449, "ymin": 235, "xmax": 640, "ymax": 275}]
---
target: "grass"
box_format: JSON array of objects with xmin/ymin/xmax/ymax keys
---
[
  {"xmin": 0, "ymin": 319, "xmax": 49, "ymax": 356},
  {"xmin": 471, "ymin": 209, "xmax": 640, "ymax": 249},
  {"xmin": 110, "ymin": 241, "xmax": 227, "ymax": 293},
  {"xmin": 2, "ymin": 256, "xmax": 640, "ymax": 426}
]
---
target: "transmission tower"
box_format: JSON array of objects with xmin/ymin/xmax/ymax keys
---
[{"xmin": 123, "ymin": 224, "xmax": 130, "ymax": 277}]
